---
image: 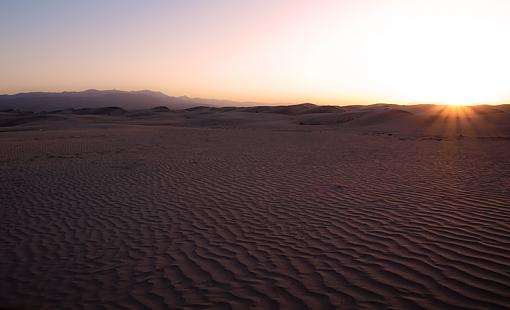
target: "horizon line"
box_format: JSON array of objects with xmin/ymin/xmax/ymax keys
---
[{"xmin": 1, "ymin": 88, "xmax": 508, "ymax": 107}]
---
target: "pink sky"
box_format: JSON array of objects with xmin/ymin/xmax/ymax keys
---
[{"xmin": 1, "ymin": 0, "xmax": 510, "ymax": 105}]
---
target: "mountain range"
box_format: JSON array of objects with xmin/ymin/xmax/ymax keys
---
[{"xmin": 0, "ymin": 89, "xmax": 262, "ymax": 112}]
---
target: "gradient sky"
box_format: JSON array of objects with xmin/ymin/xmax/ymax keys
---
[{"xmin": 1, "ymin": 0, "xmax": 510, "ymax": 105}]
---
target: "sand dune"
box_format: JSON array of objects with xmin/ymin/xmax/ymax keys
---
[
  {"xmin": 2, "ymin": 103, "xmax": 509, "ymax": 137},
  {"xmin": 1, "ymin": 104, "xmax": 510, "ymax": 308}
]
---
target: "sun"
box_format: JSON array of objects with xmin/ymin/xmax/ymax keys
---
[{"xmin": 446, "ymin": 102, "xmax": 469, "ymax": 107}]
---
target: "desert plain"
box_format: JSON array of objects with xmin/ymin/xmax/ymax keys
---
[{"xmin": 1, "ymin": 103, "xmax": 510, "ymax": 308}]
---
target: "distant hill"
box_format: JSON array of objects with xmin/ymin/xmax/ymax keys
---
[{"xmin": 0, "ymin": 89, "xmax": 261, "ymax": 112}]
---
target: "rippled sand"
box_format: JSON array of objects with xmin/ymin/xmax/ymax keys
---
[{"xmin": 1, "ymin": 120, "xmax": 510, "ymax": 308}]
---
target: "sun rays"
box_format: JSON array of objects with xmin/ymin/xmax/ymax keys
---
[{"xmin": 419, "ymin": 105, "xmax": 502, "ymax": 138}]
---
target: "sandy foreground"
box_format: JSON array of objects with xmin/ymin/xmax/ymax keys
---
[{"xmin": 1, "ymin": 107, "xmax": 510, "ymax": 308}]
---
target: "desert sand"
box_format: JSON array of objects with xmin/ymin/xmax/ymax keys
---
[{"xmin": 1, "ymin": 104, "xmax": 510, "ymax": 308}]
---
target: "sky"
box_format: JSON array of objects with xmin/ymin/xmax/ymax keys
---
[{"xmin": 1, "ymin": 0, "xmax": 510, "ymax": 105}]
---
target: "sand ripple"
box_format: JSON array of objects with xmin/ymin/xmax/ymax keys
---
[{"xmin": 1, "ymin": 127, "xmax": 509, "ymax": 309}]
